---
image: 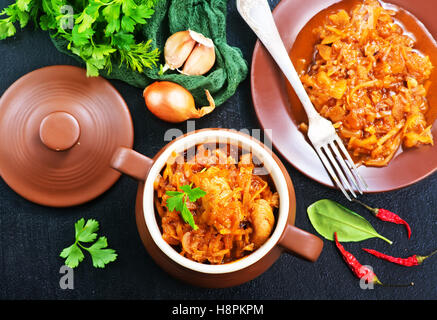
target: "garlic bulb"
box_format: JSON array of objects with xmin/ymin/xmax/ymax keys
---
[
  {"xmin": 163, "ymin": 30, "xmax": 216, "ymax": 76},
  {"xmin": 164, "ymin": 31, "xmax": 197, "ymax": 70}
]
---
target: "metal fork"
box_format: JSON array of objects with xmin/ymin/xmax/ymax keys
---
[{"xmin": 237, "ymin": 0, "xmax": 367, "ymax": 200}]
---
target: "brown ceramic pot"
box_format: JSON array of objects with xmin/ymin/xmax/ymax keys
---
[{"xmin": 111, "ymin": 129, "xmax": 323, "ymax": 288}]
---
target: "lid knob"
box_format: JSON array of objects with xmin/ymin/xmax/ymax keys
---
[{"xmin": 39, "ymin": 111, "xmax": 80, "ymax": 151}]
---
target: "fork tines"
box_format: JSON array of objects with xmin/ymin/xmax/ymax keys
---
[{"xmin": 315, "ymin": 137, "xmax": 368, "ymax": 201}]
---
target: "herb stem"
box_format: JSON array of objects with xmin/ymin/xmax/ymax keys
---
[{"xmin": 77, "ymin": 241, "xmax": 90, "ymax": 251}]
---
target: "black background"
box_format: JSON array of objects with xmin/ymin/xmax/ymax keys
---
[{"xmin": 0, "ymin": 0, "xmax": 436, "ymax": 301}]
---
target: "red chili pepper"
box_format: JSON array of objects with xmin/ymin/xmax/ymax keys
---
[
  {"xmin": 334, "ymin": 233, "xmax": 414, "ymax": 287},
  {"xmin": 363, "ymin": 248, "xmax": 437, "ymax": 267},
  {"xmin": 353, "ymin": 199, "xmax": 412, "ymax": 239},
  {"xmin": 334, "ymin": 232, "xmax": 382, "ymax": 285}
]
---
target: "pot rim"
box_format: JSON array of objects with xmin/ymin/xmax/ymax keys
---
[{"xmin": 142, "ymin": 129, "xmax": 292, "ymax": 274}]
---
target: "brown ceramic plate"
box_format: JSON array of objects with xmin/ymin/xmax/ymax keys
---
[{"xmin": 251, "ymin": 0, "xmax": 437, "ymax": 193}]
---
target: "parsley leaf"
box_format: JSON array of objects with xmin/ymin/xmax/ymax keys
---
[
  {"xmin": 181, "ymin": 205, "xmax": 197, "ymax": 231},
  {"xmin": 0, "ymin": 2, "xmax": 31, "ymax": 40},
  {"xmin": 165, "ymin": 184, "xmax": 206, "ymax": 230},
  {"xmin": 60, "ymin": 218, "xmax": 117, "ymax": 269},
  {"xmin": 76, "ymin": 218, "xmax": 99, "ymax": 243},
  {"xmin": 102, "ymin": 4, "xmax": 121, "ymax": 35},
  {"xmin": 112, "ymin": 31, "xmax": 135, "ymax": 51},
  {"xmin": 86, "ymin": 236, "xmax": 117, "ymax": 268},
  {"xmin": 16, "ymin": 0, "xmax": 31, "ymax": 11},
  {"xmin": 180, "ymin": 184, "xmax": 207, "ymax": 202},
  {"xmin": 70, "ymin": 25, "xmax": 94, "ymax": 47},
  {"xmin": 165, "ymin": 192, "xmax": 184, "ymax": 213},
  {"xmin": 60, "ymin": 243, "xmax": 84, "ymax": 269},
  {"xmin": 0, "ymin": 20, "xmax": 16, "ymax": 40}
]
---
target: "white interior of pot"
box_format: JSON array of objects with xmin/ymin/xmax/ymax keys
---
[{"xmin": 143, "ymin": 130, "xmax": 290, "ymax": 274}]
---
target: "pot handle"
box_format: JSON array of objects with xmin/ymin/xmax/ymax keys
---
[
  {"xmin": 111, "ymin": 147, "xmax": 154, "ymax": 182},
  {"xmin": 278, "ymin": 225, "xmax": 324, "ymax": 262}
]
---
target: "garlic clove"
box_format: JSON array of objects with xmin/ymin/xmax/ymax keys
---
[
  {"xmin": 181, "ymin": 42, "xmax": 216, "ymax": 76},
  {"xmin": 164, "ymin": 30, "xmax": 197, "ymax": 70}
]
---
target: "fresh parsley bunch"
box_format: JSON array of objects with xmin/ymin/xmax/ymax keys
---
[
  {"xmin": 60, "ymin": 218, "xmax": 117, "ymax": 268},
  {"xmin": 0, "ymin": 0, "xmax": 160, "ymax": 76}
]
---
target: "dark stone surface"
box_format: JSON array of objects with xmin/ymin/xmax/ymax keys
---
[{"xmin": 0, "ymin": 0, "xmax": 435, "ymax": 300}]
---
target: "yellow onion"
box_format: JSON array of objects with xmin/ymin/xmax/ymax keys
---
[{"xmin": 143, "ymin": 81, "xmax": 216, "ymax": 123}]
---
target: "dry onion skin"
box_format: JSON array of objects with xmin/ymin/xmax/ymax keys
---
[
  {"xmin": 154, "ymin": 144, "xmax": 279, "ymax": 265},
  {"xmin": 300, "ymin": 0, "xmax": 434, "ymax": 166},
  {"xmin": 143, "ymin": 81, "xmax": 215, "ymax": 123}
]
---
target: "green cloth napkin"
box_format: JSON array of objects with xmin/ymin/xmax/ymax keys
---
[{"xmin": 52, "ymin": 0, "xmax": 248, "ymax": 106}]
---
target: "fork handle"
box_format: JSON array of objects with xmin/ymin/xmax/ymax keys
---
[{"xmin": 237, "ymin": 0, "xmax": 320, "ymax": 121}]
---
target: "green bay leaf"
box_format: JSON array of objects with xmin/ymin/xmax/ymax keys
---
[{"xmin": 307, "ymin": 199, "xmax": 392, "ymax": 244}]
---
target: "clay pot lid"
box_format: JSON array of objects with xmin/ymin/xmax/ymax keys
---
[{"xmin": 0, "ymin": 65, "xmax": 134, "ymax": 207}]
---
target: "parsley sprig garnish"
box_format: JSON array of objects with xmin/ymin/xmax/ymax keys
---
[
  {"xmin": 165, "ymin": 184, "xmax": 206, "ymax": 230},
  {"xmin": 60, "ymin": 218, "xmax": 117, "ymax": 269}
]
